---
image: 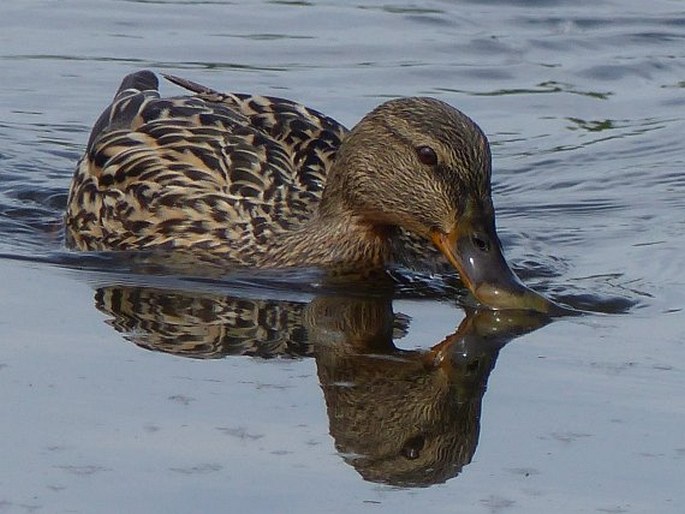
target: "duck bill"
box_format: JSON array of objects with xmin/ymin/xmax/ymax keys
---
[{"xmin": 430, "ymin": 217, "xmax": 555, "ymax": 314}]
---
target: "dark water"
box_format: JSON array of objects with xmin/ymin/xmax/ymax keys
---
[{"xmin": 1, "ymin": 0, "xmax": 684, "ymax": 512}]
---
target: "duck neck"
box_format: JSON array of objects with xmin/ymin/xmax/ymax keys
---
[{"xmin": 264, "ymin": 209, "xmax": 393, "ymax": 271}]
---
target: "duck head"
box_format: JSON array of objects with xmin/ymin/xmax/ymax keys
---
[{"xmin": 323, "ymin": 97, "xmax": 555, "ymax": 314}]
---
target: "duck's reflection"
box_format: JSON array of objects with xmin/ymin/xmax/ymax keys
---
[
  {"xmin": 95, "ymin": 286, "xmax": 313, "ymax": 358},
  {"xmin": 94, "ymin": 284, "xmax": 548, "ymax": 487},
  {"xmin": 307, "ymin": 297, "xmax": 546, "ymax": 486}
]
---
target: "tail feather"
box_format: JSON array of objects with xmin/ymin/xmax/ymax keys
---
[
  {"xmin": 116, "ymin": 70, "xmax": 159, "ymax": 96},
  {"xmin": 163, "ymin": 73, "xmax": 221, "ymax": 96},
  {"xmin": 86, "ymin": 70, "xmax": 160, "ymax": 150}
]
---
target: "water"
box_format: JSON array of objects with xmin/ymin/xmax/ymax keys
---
[{"xmin": 1, "ymin": 0, "xmax": 684, "ymax": 512}]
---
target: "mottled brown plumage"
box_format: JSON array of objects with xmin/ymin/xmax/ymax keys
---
[
  {"xmin": 65, "ymin": 70, "xmax": 491, "ymax": 273},
  {"xmin": 65, "ymin": 71, "xmax": 560, "ymax": 313}
]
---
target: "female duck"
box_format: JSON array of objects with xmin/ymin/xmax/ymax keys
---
[{"xmin": 65, "ymin": 70, "xmax": 552, "ymax": 313}]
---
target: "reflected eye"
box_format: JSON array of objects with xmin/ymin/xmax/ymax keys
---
[
  {"xmin": 416, "ymin": 146, "xmax": 438, "ymax": 166},
  {"xmin": 400, "ymin": 435, "xmax": 425, "ymax": 460}
]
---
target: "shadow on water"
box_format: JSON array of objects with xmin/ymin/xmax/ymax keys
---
[{"xmin": 93, "ymin": 280, "xmax": 552, "ymax": 487}]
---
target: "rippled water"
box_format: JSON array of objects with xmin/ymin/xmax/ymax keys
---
[{"xmin": 1, "ymin": 0, "xmax": 684, "ymax": 512}]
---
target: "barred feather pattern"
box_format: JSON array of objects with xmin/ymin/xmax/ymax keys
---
[
  {"xmin": 65, "ymin": 71, "xmax": 347, "ymax": 264},
  {"xmin": 65, "ymin": 71, "xmax": 459, "ymax": 273}
]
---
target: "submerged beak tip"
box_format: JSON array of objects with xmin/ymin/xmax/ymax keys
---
[{"xmin": 429, "ymin": 227, "xmax": 559, "ymax": 314}]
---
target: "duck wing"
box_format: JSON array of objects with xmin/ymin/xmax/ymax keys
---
[{"xmin": 65, "ymin": 70, "xmax": 347, "ymax": 262}]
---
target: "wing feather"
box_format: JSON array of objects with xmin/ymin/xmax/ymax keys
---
[{"xmin": 65, "ymin": 71, "xmax": 348, "ymax": 262}]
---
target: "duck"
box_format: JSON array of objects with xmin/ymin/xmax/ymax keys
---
[{"xmin": 65, "ymin": 70, "xmax": 554, "ymax": 313}]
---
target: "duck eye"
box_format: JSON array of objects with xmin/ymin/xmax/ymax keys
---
[
  {"xmin": 416, "ymin": 146, "xmax": 438, "ymax": 166},
  {"xmin": 471, "ymin": 234, "xmax": 491, "ymax": 252}
]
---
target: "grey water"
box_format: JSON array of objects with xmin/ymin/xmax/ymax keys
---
[{"xmin": 1, "ymin": 0, "xmax": 684, "ymax": 512}]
